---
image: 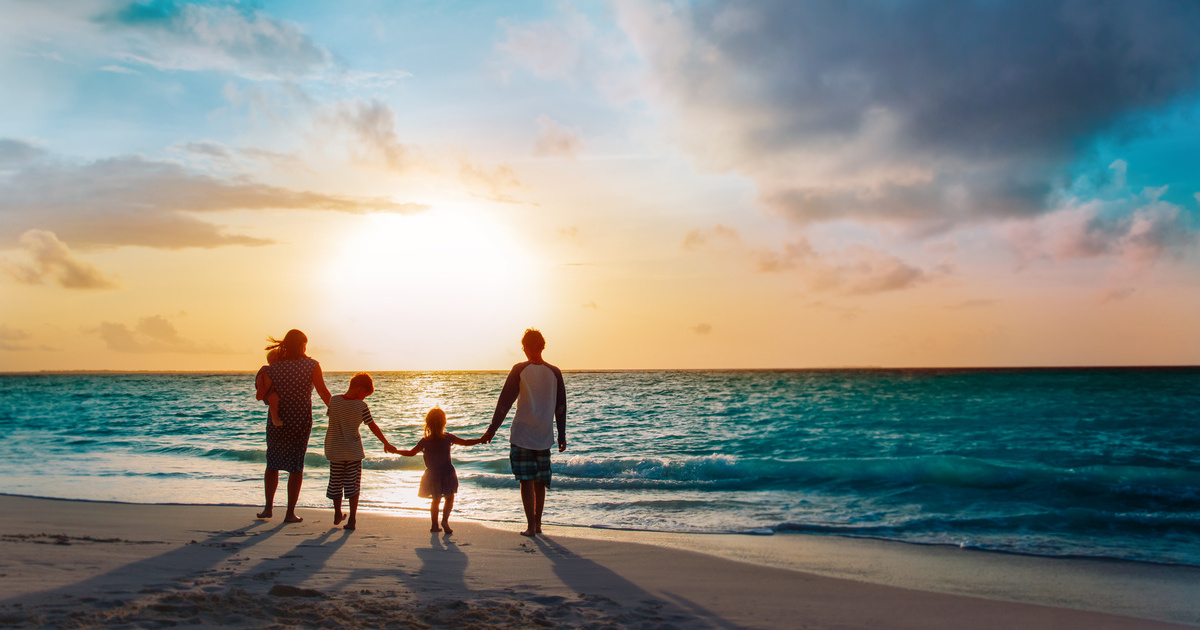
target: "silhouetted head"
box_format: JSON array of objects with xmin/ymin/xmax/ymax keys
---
[
  {"xmin": 521, "ymin": 328, "xmax": 545, "ymax": 359},
  {"xmin": 266, "ymin": 329, "xmax": 309, "ymax": 360},
  {"xmin": 347, "ymin": 372, "xmax": 374, "ymax": 399},
  {"xmin": 424, "ymin": 407, "xmax": 447, "ymax": 439},
  {"xmin": 266, "ymin": 347, "xmax": 282, "ymax": 364}
]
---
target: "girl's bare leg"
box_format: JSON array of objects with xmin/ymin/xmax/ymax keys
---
[
  {"xmin": 441, "ymin": 494, "xmax": 455, "ymax": 535},
  {"xmin": 429, "ymin": 497, "xmax": 442, "ymax": 532}
]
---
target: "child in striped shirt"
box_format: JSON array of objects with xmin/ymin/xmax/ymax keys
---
[{"xmin": 324, "ymin": 372, "xmax": 396, "ymax": 530}]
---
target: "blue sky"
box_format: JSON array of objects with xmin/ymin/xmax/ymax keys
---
[{"xmin": 3, "ymin": 0, "xmax": 1200, "ymax": 369}]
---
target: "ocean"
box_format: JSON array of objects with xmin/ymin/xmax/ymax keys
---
[{"xmin": 1, "ymin": 368, "xmax": 1198, "ymax": 567}]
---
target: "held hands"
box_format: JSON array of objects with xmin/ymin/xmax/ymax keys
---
[{"xmin": 384, "ymin": 444, "xmax": 399, "ymax": 455}]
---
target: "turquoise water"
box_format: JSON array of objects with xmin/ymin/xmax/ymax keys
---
[{"xmin": 1, "ymin": 369, "xmax": 1198, "ymax": 566}]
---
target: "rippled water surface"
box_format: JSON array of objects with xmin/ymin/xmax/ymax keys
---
[{"xmin": 1, "ymin": 368, "xmax": 1198, "ymax": 565}]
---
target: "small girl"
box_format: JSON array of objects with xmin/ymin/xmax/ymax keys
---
[
  {"xmin": 388, "ymin": 408, "xmax": 484, "ymax": 534},
  {"xmin": 254, "ymin": 347, "xmax": 283, "ymax": 427}
]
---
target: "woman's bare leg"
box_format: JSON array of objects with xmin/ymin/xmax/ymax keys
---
[
  {"xmin": 258, "ymin": 468, "xmax": 278, "ymax": 519},
  {"xmin": 283, "ymin": 471, "xmax": 304, "ymax": 523}
]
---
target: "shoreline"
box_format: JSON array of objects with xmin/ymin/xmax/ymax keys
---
[{"xmin": 1, "ymin": 496, "xmax": 1196, "ymax": 628}]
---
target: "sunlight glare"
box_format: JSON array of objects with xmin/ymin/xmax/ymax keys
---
[{"xmin": 320, "ymin": 207, "xmax": 543, "ymax": 369}]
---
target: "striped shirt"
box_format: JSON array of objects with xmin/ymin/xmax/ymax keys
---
[{"xmin": 323, "ymin": 395, "xmax": 375, "ymax": 462}]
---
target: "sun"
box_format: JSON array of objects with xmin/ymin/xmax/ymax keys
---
[{"xmin": 319, "ymin": 205, "xmax": 544, "ymax": 369}]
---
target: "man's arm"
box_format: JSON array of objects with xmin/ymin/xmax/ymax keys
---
[
  {"xmin": 553, "ymin": 366, "xmax": 567, "ymax": 452},
  {"xmin": 483, "ymin": 364, "xmax": 524, "ymax": 441}
]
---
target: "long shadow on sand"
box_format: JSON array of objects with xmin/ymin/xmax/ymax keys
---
[
  {"xmin": 0, "ymin": 519, "xmax": 281, "ymax": 608},
  {"xmin": 531, "ymin": 534, "xmax": 745, "ymax": 630}
]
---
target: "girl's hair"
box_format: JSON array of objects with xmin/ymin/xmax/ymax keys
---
[
  {"xmin": 265, "ymin": 329, "xmax": 308, "ymax": 360},
  {"xmin": 424, "ymin": 407, "xmax": 446, "ymax": 439}
]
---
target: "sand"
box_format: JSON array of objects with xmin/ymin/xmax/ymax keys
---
[{"xmin": 1, "ymin": 495, "xmax": 1197, "ymax": 629}]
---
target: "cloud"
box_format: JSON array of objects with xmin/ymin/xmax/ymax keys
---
[
  {"xmin": 0, "ymin": 323, "xmax": 33, "ymax": 351},
  {"xmin": 0, "ymin": 139, "xmax": 425, "ymax": 249},
  {"xmin": 616, "ymin": 0, "xmax": 1200, "ymax": 228},
  {"xmin": 691, "ymin": 323, "xmax": 712, "ymax": 335},
  {"xmin": 0, "ymin": 139, "xmax": 47, "ymax": 168},
  {"xmin": 686, "ymin": 224, "xmax": 934, "ymax": 295},
  {"xmin": 4, "ymin": 230, "xmax": 117, "ymax": 289},
  {"xmin": 99, "ymin": 64, "xmax": 138, "ymax": 74},
  {"xmin": 1003, "ymin": 183, "xmax": 1197, "ymax": 272},
  {"xmin": 946, "ymin": 299, "xmax": 997, "ymax": 310},
  {"xmin": 1098, "ymin": 287, "xmax": 1136, "ymax": 303},
  {"xmin": 533, "ymin": 115, "xmax": 585, "ymax": 158},
  {"xmin": 90, "ymin": 315, "xmax": 232, "ymax": 354},
  {"xmin": 99, "ymin": 0, "xmax": 333, "ymax": 79}
]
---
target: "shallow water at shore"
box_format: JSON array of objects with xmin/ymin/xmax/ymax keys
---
[{"xmin": 2, "ymin": 368, "xmax": 1198, "ymax": 566}]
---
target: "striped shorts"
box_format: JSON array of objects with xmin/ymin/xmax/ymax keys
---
[
  {"xmin": 510, "ymin": 445, "xmax": 552, "ymax": 485},
  {"xmin": 326, "ymin": 460, "xmax": 363, "ymax": 500}
]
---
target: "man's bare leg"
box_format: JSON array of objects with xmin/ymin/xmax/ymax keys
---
[
  {"xmin": 519, "ymin": 480, "xmax": 537, "ymax": 537},
  {"xmin": 258, "ymin": 468, "xmax": 278, "ymax": 519},
  {"xmin": 534, "ymin": 482, "xmax": 546, "ymax": 533}
]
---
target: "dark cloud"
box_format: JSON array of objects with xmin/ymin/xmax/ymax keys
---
[
  {"xmin": 0, "ymin": 139, "xmax": 47, "ymax": 168},
  {"xmin": 0, "ymin": 141, "xmax": 426, "ymax": 249},
  {"xmin": 90, "ymin": 315, "xmax": 232, "ymax": 354},
  {"xmin": 4, "ymin": 230, "xmax": 117, "ymax": 290},
  {"xmin": 624, "ymin": 0, "xmax": 1200, "ymax": 227}
]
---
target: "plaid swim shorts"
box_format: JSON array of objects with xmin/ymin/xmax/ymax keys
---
[{"xmin": 510, "ymin": 445, "xmax": 552, "ymax": 485}]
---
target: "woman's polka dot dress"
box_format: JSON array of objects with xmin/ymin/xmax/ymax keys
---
[{"xmin": 265, "ymin": 357, "xmax": 319, "ymax": 474}]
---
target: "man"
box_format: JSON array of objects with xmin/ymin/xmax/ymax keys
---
[{"xmin": 482, "ymin": 328, "xmax": 567, "ymax": 537}]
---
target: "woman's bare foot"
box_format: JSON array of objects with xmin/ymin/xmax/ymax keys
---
[
  {"xmin": 441, "ymin": 522, "xmax": 453, "ymax": 535},
  {"xmin": 519, "ymin": 528, "xmax": 536, "ymax": 537},
  {"xmin": 430, "ymin": 525, "xmax": 441, "ymax": 533},
  {"xmin": 334, "ymin": 511, "xmax": 344, "ymax": 525},
  {"xmin": 256, "ymin": 509, "xmax": 272, "ymax": 519},
  {"xmin": 284, "ymin": 514, "xmax": 303, "ymax": 523},
  {"xmin": 344, "ymin": 519, "xmax": 356, "ymax": 531}
]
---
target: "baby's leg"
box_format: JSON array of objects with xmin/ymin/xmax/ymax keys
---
[
  {"xmin": 440, "ymin": 494, "xmax": 455, "ymax": 535},
  {"xmin": 267, "ymin": 391, "xmax": 282, "ymax": 426}
]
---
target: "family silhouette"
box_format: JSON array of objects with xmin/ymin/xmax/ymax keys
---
[{"xmin": 254, "ymin": 327, "xmax": 567, "ymax": 536}]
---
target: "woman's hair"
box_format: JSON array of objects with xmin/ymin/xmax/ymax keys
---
[
  {"xmin": 424, "ymin": 407, "xmax": 447, "ymax": 439},
  {"xmin": 265, "ymin": 329, "xmax": 308, "ymax": 360}
]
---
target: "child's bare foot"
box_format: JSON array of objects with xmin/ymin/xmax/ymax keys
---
[
  {"xmin": 344, "ymin": 519, "xmax": 356, "ymax": 531},
  {"xmin": 256, "ymin": 509, "xmax": 272, "ymax": 519},
  {"xmin": 284, "ymin": 514, "xmax": 303, "ymax": 523},
  {"xmin": 334, "ymin": 511, "xmax": 344, "ymax": 525},
  {"xmin": 441, "ymin": 522, "xmax": 453, "ymax": 535},
  {"xmin": 519, "ymin": 528, "xmax": 536, "ymax": 537}
]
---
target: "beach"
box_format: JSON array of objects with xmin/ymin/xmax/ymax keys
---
[{"xmin": 2, "ymin": 495, "xmax": 1197, "ymax": 629}]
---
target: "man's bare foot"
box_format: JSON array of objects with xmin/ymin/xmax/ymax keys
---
[
  {"xmin": 256, "ymin": 509, "xmax": 272, "ymax": 519},
  {"xmin": 334, "ymin": 511, "xmax": 344, "ymax": 525},
  {"xmin": 519, "ymin": 529, "xmax": 536, "ymax": 537},
  {"xmin": 344, "ymin": 519, "xmax": 356, "ymax": 531},
  {"xmin": 441, "ymin": 522, "xmax": 453, "ymax": 535},
  {"xmin": 284, "ymin": 514, "xmax": 303, "ymax": 523}
]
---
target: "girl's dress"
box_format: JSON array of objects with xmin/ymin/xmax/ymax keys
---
[
  {"xmin": 264, "ymin": 357, "xmax": 318, "ymax": 474},
  {"xmin": 418, "ymin": 434, "xmax": 460, "ymax": 498}
]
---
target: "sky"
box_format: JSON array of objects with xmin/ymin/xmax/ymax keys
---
[{"xmin": 2, "ymin": 0, "xmax": 1200, "ymax": 371}]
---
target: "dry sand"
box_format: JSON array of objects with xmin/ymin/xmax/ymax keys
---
[{"xmin": 0, "ymin": 495, "xmax": 1196, "ymax": 629}]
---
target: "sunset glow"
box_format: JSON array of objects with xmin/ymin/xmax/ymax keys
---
[{"xmin": 3, "ymin": 1, "xmax": 1200, "ymax": 371}]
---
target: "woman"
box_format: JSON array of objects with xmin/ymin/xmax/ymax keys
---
[{"xmin": 255, "ymin": 329, "xmax": 331, "ymax": 522}]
